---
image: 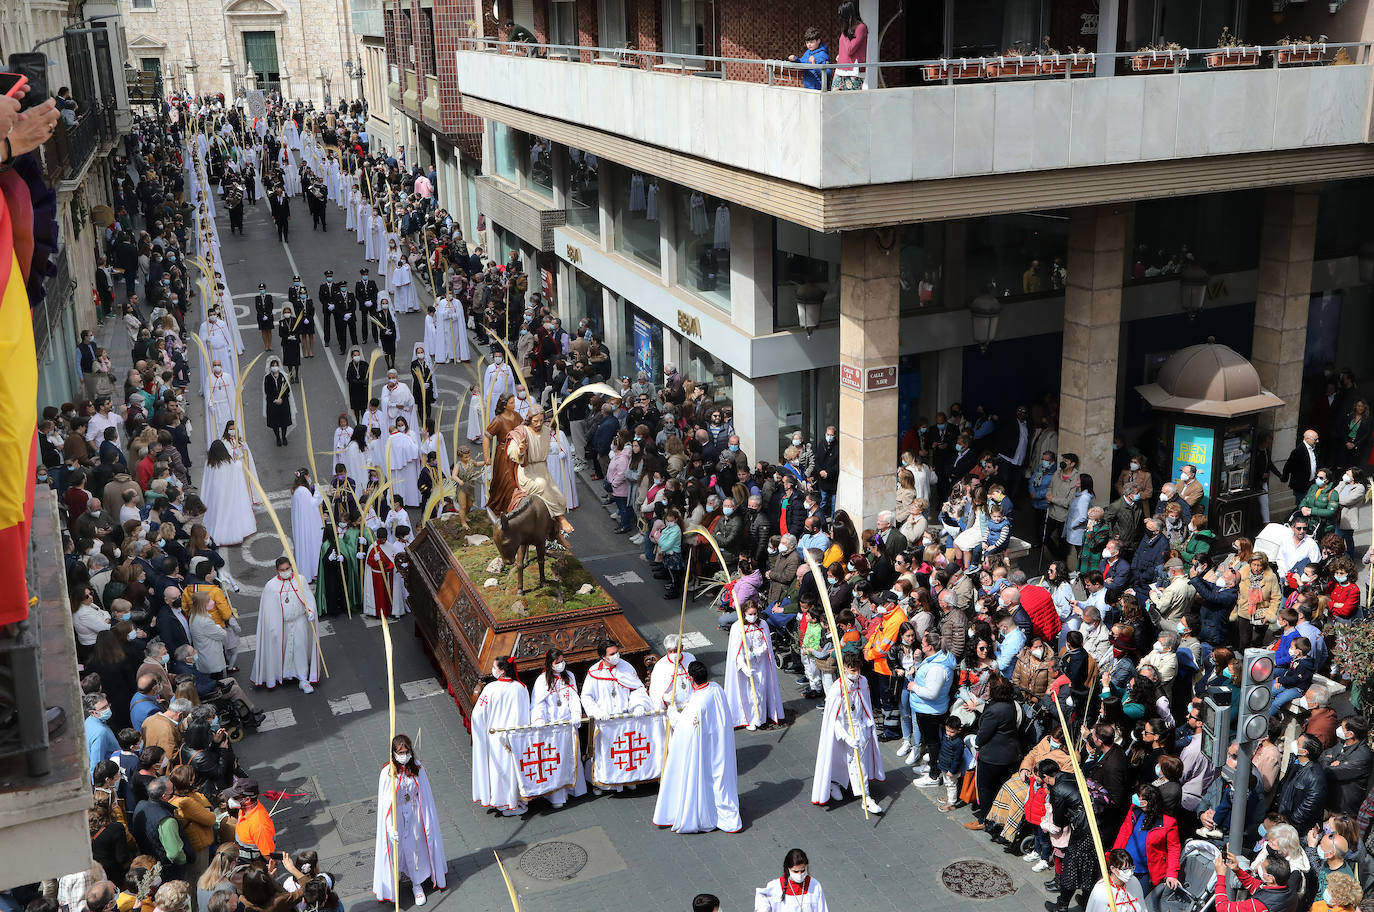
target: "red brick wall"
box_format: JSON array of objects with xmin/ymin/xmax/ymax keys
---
[
  {"xmin": 631, "ymin": 0, "xmax": 660, "ymax": 53},
  {"xmin": 575, "ymin": 0, "xmax": 598, "ymax": 49},
  {"xmin": 714, "ymin": 0, "xmax": 910, "ymax": 85}
]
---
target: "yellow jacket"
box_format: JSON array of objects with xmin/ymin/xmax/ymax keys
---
[{"xmin": 182, "ymin": 581, "xmax": 234, "ymax": 626}]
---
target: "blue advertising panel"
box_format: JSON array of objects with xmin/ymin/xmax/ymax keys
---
[
  {"xmin": 1171, "ymin": 425, "xmax": 1215, "ymax": 499},
  {"xmin": 633, "ymin": 315, "xmax": 654, "ymax": 377}
]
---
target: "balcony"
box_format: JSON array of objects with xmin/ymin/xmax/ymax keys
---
[
  {"xmin": 455, "ymin": 39, "xmax": 1374, "ymax": 194},
  {"xmin": 0, "ymin": 488, "xmax": 91, "ymax": 891},
  {"xmin": 33, "ymin": 248, "xmax": 73, "ymax": 362}
]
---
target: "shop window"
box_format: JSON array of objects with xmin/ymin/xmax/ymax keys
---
[
  {"xmin": 684, "ymin": 340, "xmax": 730, "ymax": 406},
  {"xmin": 674, "ymin": 187, "xmax": 730, "ymax": 311},
  {"xmin": 777, "ymin": 366, "xmax": 839, "ymax": 456},
  {"xmin": 963, "ymin": 211, "xmax": 1068, "ymax": 299},
  {"xmin": 528, "ymin": 135, "xmax": 553, "ymax": 198},
  {"xmin": 493, "ymin": 123, "xmax": 519, "ymax": 184},
  {"xmin": 614, "ymin": 166, "xmax": 662, "ymax": 269},
  {"xmin": 574, "ymin": 271, "xmax": 604, "ymax": 335},
  {"xmin": 623, "ymin": 300, "xmax": 664, "ymax": 381},
  {"xmin": 898, "ymin": 222, "xmax": 946, "ymax": 310},
  {"xmin": 774, "ymin": 220, "xmax": 839, "ymax": 330},
  {"xmin": 1130, "ymin": 190, "xmax": 1263, "ymax": 281},
  {"xmin": 566, "ymin": 146, "xmax": 599, "ymax": 238}
]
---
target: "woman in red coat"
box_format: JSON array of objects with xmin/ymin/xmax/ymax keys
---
[{"xmin": 1111, "ymin": 784, "xmax": 1180, "ymax": 898}]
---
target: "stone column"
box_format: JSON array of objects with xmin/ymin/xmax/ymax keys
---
[
  {"xmin": 1059, "ymin": 204, "xmax": 1130, "ymax": 491},
  {"xmin": 1252, "ymin": 184, "xmax": 1318, "ymax": 507},
  {"xmin": 732, "ymin": 373, "xmax": 780, "ymax": 468},
  {"xmin": 836, "ymin": 229, "xmax": 900, "ymax": 531},
  {"xmin": 728, "ymin": 207, "xmax": 774, "ymax": 337}
]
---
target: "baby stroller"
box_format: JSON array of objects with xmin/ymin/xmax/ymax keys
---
[
  {"xmin": 1155, "ymin": 840, "xmax": 1220, "ymax": 912},
  {"xmin": 176, "ymin": 673, "xmax": 262, "ymax": 742}
]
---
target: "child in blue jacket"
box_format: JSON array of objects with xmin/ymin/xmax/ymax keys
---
[
  {"xmin": 787, "ymin": 27, "xmax": 830, "ymax": 90},
  {"xmin": 936, "ymin": 717, "xmax": 969, "ymax": 812}
]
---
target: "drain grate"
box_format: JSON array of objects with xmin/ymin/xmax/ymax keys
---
[
  {"xmin": 518, "ymin": 841, "xmax": 589, "ymax": 881},
  {"xmin": 316, "ymin": 848, "xmax": 374, "ymax": 895},
  {"xmin": 941, "ymin": 860, "xmax": 1016, "ymax": 899}
]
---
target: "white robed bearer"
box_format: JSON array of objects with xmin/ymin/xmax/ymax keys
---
[
  {"xmin": 810, "ymin": 655, "xmax": 884, "ymax": 814},
  {"xmin": 290, "ymin": 471, "xmax": 325, "ymax": 582},
  {"xmin": 204, "ymin": 360, "xmax": 239, "ymax": 442},
  {"xmin": 385, "ymin": 419, "xmax": 423, "ymax": 507},
  {"xmin": 652, "ymin": 661, "xmax": 741, "ymax": 834},
  {"xmin": 482, "ymin": 352, "xmax": 516, "ymax": 421},
  {"xmin": 470, "ymin": 656, "xmax": 531, "ymax": 816},
  {"xmin": 648, "ymin": 634, "xmax": 695, "ymax": 714},
  {"xmin": 373, "ymin": 734, "xmax": 447, "ymax": 906},
  {"xmin": 391, "ymin": 260, "xmax": 420, "ymax": 313},
  {"xmin": 581, "ymin": 643, "xmax": 659, "ymax": 793},
  {"xmin": 546, "ymin": 422, "xmax": 579, "ymax": 510},
  {"xmin": 723, "ymin": 603, "xmax": 785, "ymax": 730},
  {"xmin": 200, "ymin": 439, "xmax": 257, "ymax": 546},
  {"xmin": 380, "ymin": 370, "xmax": 419, "ymax": 437},
  {"xmin": 251, "ymin": 556, "xmax": 321, "ymax": 693},
  {"xmin": 426, "ymin": 299, "xmax": 453, "ymax": 364},
  {"xmin": 526, "ymin": 649, "xmax": 587, "ymax": 808},
  {"xmin": 447, "ymin": 292, "xmax": 470, "ymax": 362}
]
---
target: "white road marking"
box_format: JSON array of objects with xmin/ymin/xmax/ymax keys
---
[
  {"xmin": 237, "ymin": 634, "xmax": 257, "ymax": 653},
  {"xmin": 400, "ymin": 678, "xmax": 445, "ymax": 700},
  {"xmin": 679, "ymin": 632, "xmax": 711, "ymax": 649},
  {"xmin": 256, "ymin": 708, "xmax": 296, "ymax": 732},
  {"xmin": 604, "ymin": 571, "xmax": 643, "ymax": 586},
  {"xmin": 328, "ymin": 692, "xmax": 372, "ymax": 716}
]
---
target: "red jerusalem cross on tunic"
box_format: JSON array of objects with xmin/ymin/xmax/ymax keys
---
[
  {"xmin": 519, "ymin": 741, "xmax": 561, "ymax": 784},
  {"xmin": 610, "ymin": 730, "xmax": 652, "ymax": 772}
]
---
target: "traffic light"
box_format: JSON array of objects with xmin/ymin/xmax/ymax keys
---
[{"xmin": 1235, "ymin": 648, "xmax": 1275, "ymax": 744}]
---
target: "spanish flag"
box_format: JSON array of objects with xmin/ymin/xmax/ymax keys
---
[{"xmin": 0, "ymin": 174, "xmax": 37, "ymax": 626}]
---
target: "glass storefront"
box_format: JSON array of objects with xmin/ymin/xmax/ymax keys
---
[
  {"xmin": 1131, "ymin": 190, "xmax": 1263, "ymax": 280},
  {"xmin": 613, "ymin": 166, "xmax": 662, "ymax": 269},
  {"xmin": 964, "ymin": 211, "xmax": 1068, "ymax": 298},
  {"xmin": 528, "ymin": 135, "xmax": 553, "ymax": 198},
  {"xmin": 566, "ymin": 146, "xmax": 600, "ymax": 238},
  {"xmin": 673, "ymin": 186, "xmax": 730, "ymax": 311},
  {"xmin": 493, "ymin": 123, "xmax": 519, "ymax": 184},
  {"xmin": 899, "ymin": 222, "xmax": 946, "ymax": 310},
  {"xmin": 574, "ymin": 270, "xmax": 604, "ymax": 335},
  {"xmin": 1315, "ymin": 177, "xmax": 1374, "ymax": 261},
  {"xmin": 774, "ymin": 220, "xmax": 840, "ymax": 330},
  {"xmin": 684, "ymin": 339, "xmax": 731, "ymax": 406},
  {"xmin": 777, "ymin": 365, "xmax": 839, "ymax": 456}
]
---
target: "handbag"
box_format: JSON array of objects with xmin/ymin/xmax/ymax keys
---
[{"xmin": 959, "ymin": 769, "xmax": 978, "ymax": 804}]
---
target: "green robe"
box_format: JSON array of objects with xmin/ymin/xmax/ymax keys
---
[{"xmin": 315, "ymin": 525, "xmax": 372, "ymax": 616}]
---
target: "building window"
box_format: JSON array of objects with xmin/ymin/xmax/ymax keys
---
[
  {"xmin": 1131, "ymin": 191, "xmax": 1263, "ymax": 281},
  {"xmin": 598, "ymin": 0, "xmax": 626, "ymax": 48},
  {"xmin": 493, "ymin": 123, "xmax": 519, "ymax": 183},
  {"xmin": 566, "ymin": 146, "xmax": 599, "ymax": 238},
  {"xmin": 673, "ymin": 186, "xmax": 729, "ymax": 311},
  {"xmin": 662, "ymin": 0, "xmax": 713, "ymax": 61},
  {"xmin": 528, "ymin": 135, "xmax": 553, "ymax": 198},
  {"xmin": 774, "ymin": 220, "xmax": 839, "ymax": 330},
  {"xmin": 614, "ymin": 166, "xmax": 661, "ymax": 269},
  {"xmin": 132, "ymin": 0, "xmax": 154, "ymax": 9},
  {"xmin": 548, "ymin": 0, "xmax": 576, "ymax": 48},
  {"xmin": 421, "ymin": 8, "xmax": 437, "ymax": 72},
  {"xmin": 140, "ymin": 57, "xmax": 161, "ymax": 73}
]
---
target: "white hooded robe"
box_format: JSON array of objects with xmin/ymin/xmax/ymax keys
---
[
  {"xmin": 809, "ymin": 674, "xmax": 885, "ymax": 804},
  {"xmin": 470, "ymin": 677, "xmax": 530, "ymax": 812},
  {"xmin": 372, "ymin": 764, "xmax": 447, "ymax": 901},
  {"xmin": 251, "ymin": 571, "xmax": 321, "ymax": 687},
  {"xmin": 723, "ymin": 618, "xmax": 785, "ymax": 728},
  {"xmin": 651, "ymin": 681, "xmax": 741, "ymax": 833}
]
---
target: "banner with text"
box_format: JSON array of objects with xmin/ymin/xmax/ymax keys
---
[
  {"xmin": 591, "ymin": 712, "xmax": 666, "ymax": 787},
  {"xmin": 506, "ymin": 722, "xmax": 579, "ymax": 799}
]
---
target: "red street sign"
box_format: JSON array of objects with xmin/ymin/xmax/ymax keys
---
[{"xmin": 840, "ymin": 362, "xmax": 897, "ymax": 393}]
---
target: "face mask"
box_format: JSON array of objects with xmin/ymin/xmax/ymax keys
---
[
  {"xmin": 767, "ymin": 547, "xmax": 777, "ymax": 555},
  {"xmin": 789, "ymin": 871, "xmax": 806, "ymax": 884},
  {"xmin": 1338, "ymin": 726, "xmax": 1350, "ymax": 740},
  {"xmin": 1154, "ymin": 642, "xmax": 1166, "ymax": 654},
  {"xmin": 394, "ymin": 752, "xmax": 411, "ymax": 764},
  {"xmin": 271, "ymin": 365, "xmax": 281, "ymax": 374},
  {"xmin": 213, "ymin": 367, "xmax": 222, "ymax": 376},
  {"xmin": 1335, "ymin": 574, "xmax": 1348, "ymax": 584},
  {"xmin": 792, "ymin": 438, "xmax": 802, "ymax": 447},
  {"xmin": 722, "ymin": 507, "xmax": 734, "ymax": 516},
  {"xmin": 1032, "ymin": 647, "xmax": 1045, "ymax": 660},
  {"xmin": 1131, "ymin": 793, "xmax": 1142, "ymax": 808},
  {"xmin": 1040, "ymin": 459, "xmax": 1052, "ymax": 468},
  {"xmin": 745, "ymin": 614, "xmax": 758, "ymax": 624},
  {"xmin": 552, "ymin": 660, "xmax": 566, "ymax": 674},
  {"xmin": 97, "ymin": 708, "xmax": 112, "ymax": 722},
  {"xmin": 605, "ymin": 654, "xmax": 620, "ymax": 667},
  {"xmin": 728, "ymin": 444, "xmax": 739, "ymax": 452},
  {"xmin": 1129, "ymin": 461, "xmax": 1140, "ymax": 471},
  {"xmin": 278, "ymin": 569, "xmax": 292, "ymax": 579},
  {"xmin": 1176, "ymin": 622, "xmax": 1188, "ymax": 635},
  {"xmin": 1154, "ymin": 764, "xmax": 1163, "ymax": 780},
  {"xmin": 1048, "ymin": 739, "xmax": 1061, "ymax": 750},
  {"xmin": 159, "ymin": 654, "xmax": 169, "ymax": 666}
]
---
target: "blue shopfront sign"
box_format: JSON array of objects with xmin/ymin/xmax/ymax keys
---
[{"xmin": 1171, "ymin": 425, "xmax": 1215, "ymax": 499}]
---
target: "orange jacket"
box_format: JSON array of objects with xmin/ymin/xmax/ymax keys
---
[{"xmin": 864, "ymin": 607, "xmax": 905, "ymax": 676}]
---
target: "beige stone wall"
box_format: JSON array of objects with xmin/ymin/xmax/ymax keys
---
[{"xmin": 120, "ymin": 0, "xmax": 354, "ymax": 105}]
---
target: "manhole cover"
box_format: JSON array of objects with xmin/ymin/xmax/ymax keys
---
[
  {"xmin": 316, "ymin": 848, "xmax": 373, "ymax": 895},
  {"xmin": 518, "ymin": 841, "xmax": 589, "ymax": 881},
  {"xmin": 331, "ymin": 801, "xmax": 377, "ymax": 844},
  {"xmin": 941, "ymin": 860, "xmax": 1016, "ymax": 899}
]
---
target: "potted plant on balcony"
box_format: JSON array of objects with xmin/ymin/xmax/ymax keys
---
[
  {"xmin": 985, "ymin": 43, "xmax": 1040, "ymax": 79},
  {"xmin": 922, "ymin": 59, "xmax": 987, "ymax": 81},
  {"xmin": 1039, "ymin": 38, "xmax": 1095, "ymax": 75},
  {"xmin": 1206, "ymin": 28, "xmax": 1260, "ymax": 68},
  {"xmin": 1274, "ymin": 36, "xmax": 1327, "ymax": 66},
  {"xmin": 1131, "ymin": 42, "xmax": 1187, "ymax": 72}
]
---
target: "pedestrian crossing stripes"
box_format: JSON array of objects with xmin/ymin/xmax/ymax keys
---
[{"xmin": 679, "ymin": 632, "xmax": 712, "ymax": 649}]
